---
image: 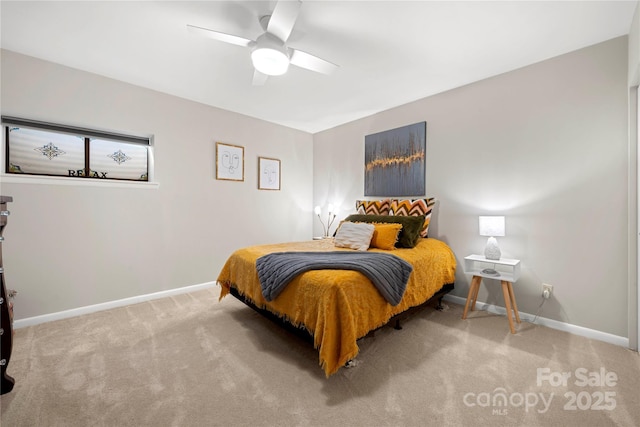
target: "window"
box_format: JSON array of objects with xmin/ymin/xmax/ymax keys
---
[{"xmin": 3, "ymin": 116, "xmax": 151, "ymax": 182}]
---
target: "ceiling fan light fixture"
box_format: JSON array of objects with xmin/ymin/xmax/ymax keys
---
[
  {"xmin": 188, "ymin": 0, "xmax": 337, "ymax": 83},
  {"xmin": 251, "ymin": 47, "xmax": 289, "ymax": 76}
]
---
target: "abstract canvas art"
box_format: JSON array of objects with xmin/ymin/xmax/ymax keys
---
[{"xmin": 364, "ymin": 122, "xmax": 426, "ymax": 196}]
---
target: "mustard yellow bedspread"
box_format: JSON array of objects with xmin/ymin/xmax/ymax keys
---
[{"xmin": 217, "ymin": 237, "xmax": 456, "ymax": 377}]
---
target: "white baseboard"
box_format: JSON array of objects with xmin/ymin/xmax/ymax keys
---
[
  {"xmin": 13, "ymin": 285, "xmax": 630, "ymax": 350},
  {"xmin": 13, "ymin": 281, "xmax": 218, "ymax": 329},
  {"xmin": 443, "ymin": 294, "xmax": 630, "ymax": 349}
]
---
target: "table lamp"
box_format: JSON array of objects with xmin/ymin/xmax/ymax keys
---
[
  {"xmin": 314, "ymin": 204, "xmax": 337, "ymax": 238},
  {"xmin": 479, "ymin": 215, "xmax": 505, "ymax": 262}
]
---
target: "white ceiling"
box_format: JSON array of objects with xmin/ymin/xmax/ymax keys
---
[{"xmin": 0, "ymin": 1, "xmax": 636, "ymax": 134}]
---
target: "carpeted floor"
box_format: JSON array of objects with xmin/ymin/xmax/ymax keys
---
[{"xmin": 1, "ymin": 287, "xmax": 639, "ymax": 426}]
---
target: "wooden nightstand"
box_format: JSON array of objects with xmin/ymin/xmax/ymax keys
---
[{"xmin": 462, "ymin": 254, "xmax": 521, "ymax": 334}]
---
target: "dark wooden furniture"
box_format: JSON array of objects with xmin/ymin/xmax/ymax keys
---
[{"xmin": 1, "ymin": 195, "xmax": 14, "ymax": 394}]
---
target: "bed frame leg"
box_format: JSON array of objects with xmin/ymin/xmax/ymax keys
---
[
  {"xmin": 436, "ymin": 296, "xmax": 445, "ymax": 311},
  {"xmin": 394, "ymin": 318, "xmax": 403, "ymax": 330}
]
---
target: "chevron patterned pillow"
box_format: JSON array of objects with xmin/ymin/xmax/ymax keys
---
[
  {"xmin": 389, "ymin": 198, "xmax": 436, "ymax": 238},
  {"xmin": 355, "ymin": 199, "xmax": 391, "ymax": 215}
]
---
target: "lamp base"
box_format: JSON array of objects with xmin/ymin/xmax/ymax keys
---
[{"xmin": 484, "ymin": 237, "xmax": 501, "ymax": 260}]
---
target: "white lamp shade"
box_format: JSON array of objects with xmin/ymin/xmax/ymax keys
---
[{"xmin": 479, "ymin": 216, "xmax": 505, "ymax": 237}]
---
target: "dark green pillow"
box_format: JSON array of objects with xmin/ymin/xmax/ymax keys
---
[{"xmin": 342, "ymin": 214, "xmax": 425, "ymax": 248}]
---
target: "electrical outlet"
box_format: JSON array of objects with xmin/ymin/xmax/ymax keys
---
[{"xmin": 542, "ymin": 283, "xmax": 553, "ymax": 299}]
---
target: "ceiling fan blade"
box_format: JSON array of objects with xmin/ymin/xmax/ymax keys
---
[
  {"xmin": 252, "ymin": 70, "xmax": 269, "ymax": 86},
  {"xmin": 187, "ymin": 24, "xmax": 253, "ymax": 47},
  {"xmin": 290, "ymin": 49, "xmax": 339, "ymax": 75},
  {"xmin": 267, "ymin": 0, "xmax": 301, "ymax": 42}
]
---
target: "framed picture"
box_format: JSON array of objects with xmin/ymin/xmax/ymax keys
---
[
  {"xmin": 364, "ymin": 121, "xmax": 426, "ymax": 196},
  {"xmin": 216, "ymin": 142, "xmax": 244, "ymax": 181},
  {"xmin": 258, "ymin": 157, "xmax": 281, "ymax": 190}
]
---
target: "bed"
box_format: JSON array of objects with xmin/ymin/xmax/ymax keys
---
[{"xmin": 217, "ymin": 198, "xmax": 456, "ymax": 377}]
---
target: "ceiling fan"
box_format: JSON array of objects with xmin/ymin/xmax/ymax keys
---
[{"xmin": 187, "ymin": 0, "xmax": 338, "ymax": 85}]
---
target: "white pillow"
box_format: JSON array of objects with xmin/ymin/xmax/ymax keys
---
[{"xmin": 334, "ymin": 222, "xmax": 375, "ymax": 251}]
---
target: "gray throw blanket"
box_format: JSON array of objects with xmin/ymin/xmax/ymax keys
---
[{"xmin": 256, "ymin": 251, "xmax": 413, "ymax": 306}]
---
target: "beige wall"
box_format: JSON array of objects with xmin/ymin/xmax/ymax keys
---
[
  {"xmin": 314, "ymin": 37, "xmax": 630, "ymax": 338},
  {"xmin": 0, "ymin": 49, "xmax": 314, "ymax": 320},
  {"xmin": 630, "ymin": 2, "xmax": 640, "ymax": 86},
  {"xmin": 628, "ymin": 1, "xmax": 640, "ymax": 351}
]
